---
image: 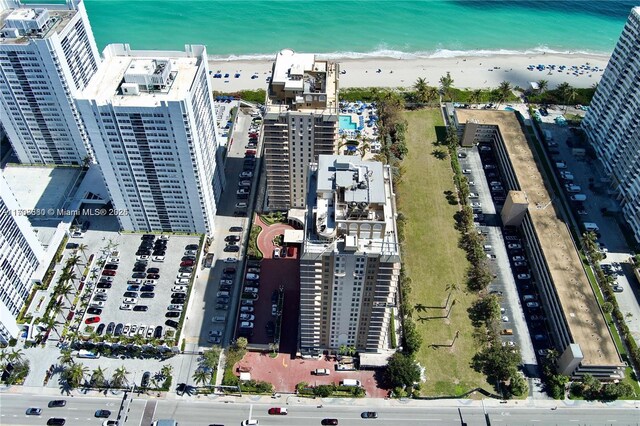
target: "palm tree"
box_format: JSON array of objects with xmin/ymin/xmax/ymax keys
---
[
  {"xmin": 90, "ymin": 366, "xmax": 107, "ymax": 387},
  {"xmin": 111, "ymin": 365, "xmax": 129, "ymax": 388},
  {"xmin": 160, "ymin": 364, "xmax": 173, "ymax": 380},
  {"xmin": 66, "ymin": 254, "xmax": 82, "ymax": 272},
  {"xmin": 7, "ymin": 348, "xmax": 24, "ymax": 364},
  {"xmin": 54, "ymin": 282, "xmax": 74, "ymax": 304},
  {"xmin": 536, "ymin": 79, "xmax": 548, "ymax": 94},
  {"xmin": 77, "ymin": 243, "xmax": 89, "ymax": 261},
  {"xmin": 469, "ymin": 89, "xmax": 483, "ymax": 105},
  {"xmin": 64, "ymin": 362, "xmax": 88, "ymax": 388},
  {"xmin": 424, "ymin": 86, "xmax": 439, "ymax": 105},
  {"xmin": 495, "ymin": 81, "xmax": 512, "ymax": 107},
  {"xmin": 413, "ymin": 77, "xmax": 429, "ymax": 104},
  {"xmin": 192, "ymin": 368, "xmax": 211, "ymax": 387},
  {"xmin": 439, "ymin": 71, "xmax": 454, "ymax": 101},
  {"xmin": 556, "ymin": 82, "xmax": 574, "ymax": 111},
  {"xmin": 58, "ymin": 348, "xmax": 74, "ymax": 366},
  {"xmin": 44, "ymin": 315, "xmax": 64, "ymax": 340}
]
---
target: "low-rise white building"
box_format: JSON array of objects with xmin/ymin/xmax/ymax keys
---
[{"xmin": 76, "ymin": 44, "xmax": 224, "ymax": 234}]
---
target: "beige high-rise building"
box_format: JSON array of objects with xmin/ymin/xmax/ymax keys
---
[
  {"xmin": 299, "ymin": 155, "xmax": 401, "ymax": 355},
  {"xmin": 263, "ymin": 49, "xmax": 339, "ymax": 210}
]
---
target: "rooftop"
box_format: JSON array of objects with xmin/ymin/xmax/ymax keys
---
[
  {"xmin": 304, "ymin": 155, "xmax": 400, "ymax": 259},
  {"xmin": 456, "ymin": 109, "xmax": 621, "ymax": 368},
  {"xmin": 0, "ymin": 4, "xmax": 76, "ymax": 45},
  {"xmin": 79, "ymin": 45, "xmax": 202, "ymax": 107},
  {"xmin": 265, "ymin": 49, "xmax": 338, "ymax": 116}
]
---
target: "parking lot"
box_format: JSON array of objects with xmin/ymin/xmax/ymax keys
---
[
  {"xmin": 78, "ymin": 233, "xmax": 200, "ymax": 343},
  {"xmin": 459, "ymin": 144, "xmax": 543, "ymax": 376}
]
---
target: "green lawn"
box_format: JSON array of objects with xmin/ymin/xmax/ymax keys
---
[{"xmin": 397, "ymin": 109, "xmax": 490, "ymax": 396}]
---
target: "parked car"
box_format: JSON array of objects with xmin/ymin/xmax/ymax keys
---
[{"xmin": 165, "ymin": 319, "xmax": 179, "ymax": 328}]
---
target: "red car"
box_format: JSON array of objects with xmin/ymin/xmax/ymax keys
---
[
  {"xmin": 245, "ymin": 149, "xmax": 256, "ymax": 155},
  {"xmin": 85, "ymin": 316, "xmax": 100, "ymax": 324},
  {"xmin": 180, "ymin": 260, "xmax": 194, "ymax": 267},
  {"xmin": 268, "ymin": 407, "xmax": 288, "ymax": 415},
  {"xmin": 287, "ymin": 246, "xmax": 295, "ymax": 257},
  {"xmin": 102, "ymin": 270, "xmax": 116, "ymax": 276}
]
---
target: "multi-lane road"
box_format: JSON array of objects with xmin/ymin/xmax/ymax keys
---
[{"xmin": 2, "ymin": 394, "xmax": 639, "ymax": 426}]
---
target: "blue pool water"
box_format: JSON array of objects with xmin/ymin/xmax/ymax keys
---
[
  {"xmin": 340, "ymin": 115, "xmax": 357, "ymax": 130},
  {"xmin": 504, "ymin": 107, "xmax": 516, "ymax": 111}
]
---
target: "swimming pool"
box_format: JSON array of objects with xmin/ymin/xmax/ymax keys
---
[{"xmin": 339, "ymin": 115, "xmax": 357, "ymax": 130}]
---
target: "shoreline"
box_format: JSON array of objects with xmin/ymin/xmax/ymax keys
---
[{"xmin": 209, "ymin": 52, "xmax": 610, "ymax": 92}]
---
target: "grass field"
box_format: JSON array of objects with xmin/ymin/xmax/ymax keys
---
[{"xmin": 396, "ymin": 109, "xmax": 490, "ymax": 396}]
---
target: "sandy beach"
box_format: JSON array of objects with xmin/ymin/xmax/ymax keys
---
[{"xmin": 209, "ymin": 53, "xmax": 609, "ymax": 93}]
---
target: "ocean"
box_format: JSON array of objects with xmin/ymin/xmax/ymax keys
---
[{"xmin": 80, "ymin": 0, "xmax": 637, "ymax": 59}]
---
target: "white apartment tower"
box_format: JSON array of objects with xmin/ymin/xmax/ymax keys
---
[
  {"xmin": 263, "ymin": 49, "xmax": 339, "ymax": 211},
  {"xmin": 0, "ymin": 0, "xmax": 100, "ymax": 165},
  {"xmin": 299, "ymin": 155, "xmax": 401, "ymax": 354},
  {"xmin": 76, "ymin": 44, "xmax": 224, "ymax": 234},
  {"xmin": 582, "ymin": 6, "xmax": 640, "ymax": 242},
  {"xmin": 0, "ymin": 173, "xmax": 45, "ymax": 344}
]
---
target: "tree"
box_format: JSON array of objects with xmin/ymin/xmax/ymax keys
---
[
  {"xmin": 536, "ymin": 79, "xmax": 548, "ymax": 94},
  {"xmin": 384, "ymin": 352, "xmax": 421, "ymax": 389},
  {"xmin": 402, "ymin": 319, "xmax": 422, "ymax": 355},
  {"xmin": 7, "ymin": 348, "xmax": 24, "ymax": 364},
  {"xmin": 54, "ymin": 281, "xmax": 74, "ymax": 304},
  {"xmin": 66, "ymin": 254, "xmax": 82, "ymax": 273},
  {"xmin": 77, "ymin": 243, "xmax": 89, "ymax": 261},
  {"xmin": 413, "ymin": 77, "xmax": 429, "ymax": 103},
  {"xmin": 601, "ymin": 301, "xmax": 614, "ymax": 315},
  {"xmin": 439, "ymin": 71, "xmax": 454, "ymax": 101},
  {"xmin": 64, "ymin": 362, "xmax": 88, "ymax": 388},
  {"xmin": 469, "ymin": 89, "xmax": 483, "ymax": 105},
  {"xmin": 90, "ymin": 366, "xmax": 107, "ymax": 387},
  {"xmin": 495, "ymin": 81, "xmax": 512, "ymax": 107},
  {"xmin": 192, "ymin": 368, "xmax": 211, "ymax": 387},
  {"xmin": 160, "ymin": 364, "xmax": 173, "ymax": 380},
  {"xmin": 235, "ymin": 337, "xmax": 248, "ymax": 351},
  {"xmin": 44, "ymin": 315, "xmax": 64, "ymax": 340},
  {"xmin": 467, "ymin": 295, "xmax": 500, "ymax": 327},
  {"xmin": 556, "ymin": 82, "xmax": 576, "ymax": 111},
  {"xmin": 202, "ymin": 346, "xmax": 221, "ymax": 370},
  {"xmin": 111, "ymin": 365, "xmax": 129, "ymax": 388},
  {"xmin": 472, "ymin": 344, "xmax": 521, "ymax": 383},
  {"xmin": 508, "ymin": 372, "xmax": 528, "ymax": 397}
]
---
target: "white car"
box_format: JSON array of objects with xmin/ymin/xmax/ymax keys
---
[
  {"xmin": 507, "ymin": 243, "xmax": 522, "ymax": 249},
  {"xmin": 243, "ymin": 287, "xmax": 259, "ymax": 294},
  {"xmin": 224, "ymin": 257, "xmax": 237, "ymax": 263},
  {"xmin": 208, "ymin": 336, "xmax": 221, "ymax": 344},
  {"xmin": 71, "ymin": 231, "xmax": 84, "ymax": 238},
  {"xmin": 517, "ymin": 274, "xmax": 531, "ymax": 280},
  {"xmin": 175, "ymin": 278, "xmax": 190, "ymax": 285},
  {"xmin": 240, "ymin": 306, "xmax": 254, "ymax": 313},
  {"xmin": 172, "ymin": 285, "xmax": 188, "ymax": 293},
  {"xmin": 462, "ymin": 169, "xmax": 471, "ymax": 174},
  {"xmin": 144, "ymin": 279, "xmax": 157, "ymax": 285},
  {"xmin": 239, "ymin": 321, "xmax": 254, "ymax": 329},
  {"xmin": 95, "ymin": 288, "xmax": 108, "ymax": 294},
  {"xmin": 159, "ymin": 235, "xmax": 170, "ymax": 241},
  {"xmin": 123, "ymin": 297, "xmax": 138, "ymax": 304},
  {"xmin": 108, "ymin": 257, "xmax": 120, "ymax": 264},
  {"xmin": 152, "ymin": 256, "xmax": 165, "ymax": 262},
  {"xmin": 502, "ymin": 315, "xmax": 509, "ymax": 322},
  {"xmin": 468, "ymin": 193, "xmax": 479, "ymax": 199},
  {"xmin": 119, "ymin": 303, "xmax": 133, "ymax": 310},
  {"xmin": 177, "ymin": 272, "xmax": 192, "ymax": 278},
  {"xmin": 239, "ymin": 171, "xmax": 253, "ymax": 178},
  {"xmin": 184, "ymin": 250, "xmax": 197, "ymax": 256},
  {"xmin": 136, "ymin": 255, "xmax": 149, "ymax": 261},
  {"xmin": 272, "ymin": 305, "xmax": 278, "ymax": 316},
  {"xmin": 246, "ymin": 273, "xmax": 259, "ymax": 280},
  {"xmin": 470, "ymin": 202, "xmax": 481, "ymax": 208},
  {"xmin": 167, "ymin": 304, "xmax": 184, "ymax": 311},
  {"xmin": 90, "ymin": 301, "xmax": 105, "ymax": 308},
  {"xmin": 240, "ymin": 314, "xmax": 255, "ymax": 321},
  {"xmin": 209, "ymin": 329, "xmax": 223, "ymax": 337}
]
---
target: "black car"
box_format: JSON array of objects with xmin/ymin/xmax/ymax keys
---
[
  {"xmin": 181, "ymin": 256, "xmax": 196, "ymax": 261},
  {"xmin": 229, "ymin": 226, "xmax": 243, "ymax": 232},
  {"xmin": 114, "ymin": 323, "xmax": 124, "ymax": 336},
  {"xmin": 140, "ymin": 292, "xmax": 155, "ymax": 299},
  {"xmin": 224, "ymin": 245, "xmax": 239, "ymax": 252},
  {"xmin": 140, "ymin": 285, "xmax": 155, "ymax": 292},
  {"xmin": 170, "ymin": 298, "xmax": 185, "ymax": 305},
  {"xmin": 132, "ymin": 272, "xmax": 146, "ymax": 278},
  {"xmin": 87, "ymin": 307, "xmax": 103, "ymax": 315},
  {"xmin": 48, "ymin": 400, "xmax": 66, "ymax": 408},
  {"xmin": 171, "ymin": 293, "xmax": 186, "ymax": 299},
  {"xmin": 185, "ymin": 244, "xmax": 199, "ymax": 250},
  {"xmin": 154, "ymin": 326, "xmax": 163, "ymax": 338},
  {"xmin": 104, "ymin": 264, "xmax": 118, "ymax": 270},
  {"xmin": 233, "ymin": 211, "xmax": 246, "ymax": 217},
  {"xmin": 216, "ymin": 303, "xmax": 228, "ymax": 310},
  {"xmin": 152, "ymin": 250, "xmax": 166, "ymax": 256},
  {"xmin": 321, "ymin": 420, "xmax": 339, "ymax": 426},
  {"xmin": 147, "ymin": 267, "xmax": 160, "ymax": 274},
  {"xmin": 25, "ymin": 408, "xmax": 42, "ymax": 415},
  {"xmin": 165, "ymin": 319, "xmax": 179, "ymax": 328},
  {"xmin": 96, "ymin": 323, "xmax": 106, "ymax": 335},
  {"xmin": 222, "ymin": 273, "xmax": 234, "ymax": 280},
  {"xmin": 361, "ymin": 412, "xmax": 378, "ymax": 419},
  {"xmin": 135, "ymin": 250, "xmax": 151, "ymax": 256},
  {"xmin": 219, "ymin": 285, "xmax": 232, "ymax": 291},
  {"xmin": 179, "ymin": 267, "xmax": 193, "ymax": 273},
  {"xmin": 132, "ymin": 265, "xmax": 146, "ymax": 272},
  {"xmin": 141, "ymin": 371, "xmax": 151, "ymax": 388},
  {"xmin": 224, "ymin": 235, "xmax": 240, "ymax": 242},
  {"xmin": 96, "ymin": 282, "xmax": 112, "ymax": 289},
  {"xmin": 166, "ymin": 311, "xmax": 180, "ymax": 318},
  {"xmin": 47, "ymin": 419, "xmax": 65, "ymax": 425},
  {"xmin": 133, "ymin": 305, "xmax": 148, "ymax": 312},
  {"xmin": 106, "ymin": 322, "xmax": 116, "ymax": 334},
  {"xmin": 147, "ymin": 273, "xmax": 160, "ymax": 279},
  {"xmin": 95, "ymin": 409, "xmax": 111, "ymax": 418},
  {"xmin": 66, "ymin": 243, "xmax": 79, "ymax": 250},
  {"xmin": 123, "ymin": 291, "xmax": 138, "ymax": 298}
]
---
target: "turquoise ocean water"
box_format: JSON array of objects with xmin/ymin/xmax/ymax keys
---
[{"xmin": 78, "ymin": 0, "xmax": 636, "ymax": 58}]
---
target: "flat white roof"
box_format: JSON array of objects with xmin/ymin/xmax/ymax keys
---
[{"xmin": 80, "ymin": 55, "xmax": 198, "ymax": 107}]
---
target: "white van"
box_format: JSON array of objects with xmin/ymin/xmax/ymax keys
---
[
  {"xmin": 583, "ymin": 222, "xmax": 600, "ymax": 233},
  {"xmin": 77, "ymin": 349, "xmax": 100, "ymax": 359},
  {"xmin": 341, "ymin": 379, "xmax": 361, "ymax": 387},
  {"xmin": 314, "ymin": 368, "xmax": 331, "ymax": 376}
]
